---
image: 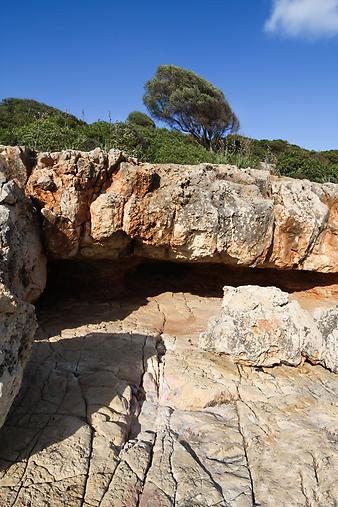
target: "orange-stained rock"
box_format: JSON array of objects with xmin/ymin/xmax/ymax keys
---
[{"xmin": 21, "ymin": 149, "xmax": 338, "ymax": 272}]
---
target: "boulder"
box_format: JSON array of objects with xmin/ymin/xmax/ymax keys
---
[{"xmin": 200, "ymin": 285, "xmax": 338, "ymax": 372}]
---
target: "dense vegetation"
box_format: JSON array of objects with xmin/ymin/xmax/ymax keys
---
[{"xmin": 0, "ymin": 97, "xmax": 337, "ymax": 183}]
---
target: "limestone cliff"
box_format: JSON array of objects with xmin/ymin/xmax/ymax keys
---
[{"xmin": 3, "ymin": 146, "xmax": 333, "ymax": 272}]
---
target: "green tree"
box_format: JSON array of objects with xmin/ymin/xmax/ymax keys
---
[
  {"xmin": 127, "ymin": 111, "xmax": 155, "ymax": 128},
  {"xmin": 143, "ymin": 65, "xmax": 239, "ymax": 150}
]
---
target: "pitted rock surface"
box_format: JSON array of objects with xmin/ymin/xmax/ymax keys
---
[{"xmin": 1, "ymin": 147, "xmax": 46, "ymax": 303}]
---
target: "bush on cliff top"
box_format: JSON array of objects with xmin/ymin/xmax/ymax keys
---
[{"xmin": 0, "ymin": 97, "xmax": 337, "ymax": 183}]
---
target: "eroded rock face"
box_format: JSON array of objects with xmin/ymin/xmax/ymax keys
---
[
  {"xmin": 22, "ymin": 149, "xmax": 338, "ymax": 272},
  {"xmin": 0, "ymin": 145, "xmax": 36, "ymax": 188},
  {"xmin": 0, "ymin": 178, "xmax": 46, "ymax": 303},
  {"xmin": 0, "ymin": 282, "xmax": 37, "ymax": 430},
  {"xmin": 200, "ymin": 285, "xmax": 338, "ymax": 372},
  {"xmin": 25, "ymin": 148, "xmax": 129, "ymax": 258}
]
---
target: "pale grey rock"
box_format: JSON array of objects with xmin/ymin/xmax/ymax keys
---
[
  {"xmin": 0, "ymin": 145, "xmax": 35, "ymax": 188},
  {"xmin": 312, "ymin": 306, "xmax": 338, "ymax": 372},
  {"xmin": 0, "ymin": 283, "xmax": 37, "ymax": 430},
  {"xmin": 0, "ymin": 178, "xmax": 46, "ymax": 302},
  {"xmin": 200, "ymin": 285, "xmax": 338, "ymax": 372}
]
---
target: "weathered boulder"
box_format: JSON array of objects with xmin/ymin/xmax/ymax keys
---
[
  {"xmin": 200, "ymin": 285, "xmax": 338, "ymax": 372},
  {"xmin": 0, "ymin": 282, "xmax": 37, "ymax": 430},
  {"xmin": 23, "ymin": 149, "xmax": 337, "ymax": 272},
  {"xmin": 0, "ymin": 178, "xmax": 46, "ymax": 303}
]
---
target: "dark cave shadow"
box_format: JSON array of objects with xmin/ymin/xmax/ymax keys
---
[
  {"xmin": 0, "ymin": 331, "xmax": 155, "ymax": 474},
  {"xmin": 36, "ymin": 259, "xmax": 338, "ymax": 338}
]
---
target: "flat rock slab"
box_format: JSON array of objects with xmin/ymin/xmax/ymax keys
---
[{"xmin": 0, "ymin": 292, "xmax": 336, "ymax": 506}]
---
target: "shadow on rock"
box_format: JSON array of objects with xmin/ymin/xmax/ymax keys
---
[{"xmin": 0, "ymin": 330, "xmax": 156, "ymax": 473}]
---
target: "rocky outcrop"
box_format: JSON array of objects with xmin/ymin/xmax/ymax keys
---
[
  {"xmin": 0, "ymin": 145, "xmax": 337, "ymax": 505},
  {"xmin": 0, "ymin": 145, "xmax": 35, "ymax": 188},
  {"xmin": 24, "ymin": 148, "xmax": 129, "ymax": 258},
  {"xmin": 200, "ymin": 285, "xmax": 338, "ymax": 372},
  {"xmin": 0, "ymin": 174, "xmax": 46, "ymax": 303},
  {"xmin": 0, "ymin": 283, "xmax": 37, "ymax": 430},
  {"xmin": 0, "ymin": 148, "xmax": 46, "ymax": 437},
  {"xmin": 19, "ymin": 147, "xmax": 337, "ymax": 272}
]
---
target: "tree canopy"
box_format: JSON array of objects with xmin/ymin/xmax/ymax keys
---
[
  {"xmin": 143, "ymin": 65, "xmax": 239, "ymax": 150},
  {"xmin": 127, "ymin": 111, "xmax": 155, "ymax": 128}
]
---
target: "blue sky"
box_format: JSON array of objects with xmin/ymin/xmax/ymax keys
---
[{"xmin": 1, "ymin": 0, "xmax": 338, "ymax": 150}]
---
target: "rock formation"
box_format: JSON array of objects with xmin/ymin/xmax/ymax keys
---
[
  {"xmin": 0, "ymin": 145, "xmax": 337, "ymax": 506},
  {"xmin": 0, "ymin": 179, "xmax": 46, "ymax": 303},
  {"xmin": 0, "ymin": 288, "xmax": 336, "ymax": 506},
  {"xmin": 2, "ymin": 145, "xmax": 332, "ymax": 272},
  {"xmin": 0, "ymin": 282, "xmax": 37, "ymax": 430},
  {"xmin": 1, "ymin": 146, "xmax": 47, "ymax": 302},
  {"xmin": 200, "ymin": 285, "xmax": 338, "ymax": 372},
  {"xmin": 0, "ymin": 150, "xmax": 46, "ymax": 450}
]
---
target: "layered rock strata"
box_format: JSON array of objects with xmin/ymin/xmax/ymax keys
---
[{"xmin": 1, "ymin": 146, "xmax": 334, "ymax": 272}]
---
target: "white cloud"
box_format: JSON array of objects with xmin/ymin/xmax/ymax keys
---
[{"xmin": 265, "ymin": 0, "xmax": 338, "ymax": 38}]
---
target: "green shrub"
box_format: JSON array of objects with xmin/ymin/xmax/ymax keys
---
[
  {"xmin": 0, "ymin": 97, "xmax": 83, "ymax": 130},
  {"xmin": 127, "ymin": 111, "xmax": 155, "ymax": 128},
  {"xmin": 84, "ymin": 121, "xmax": 147, "ymax": 157},
  {"xmin": 277, "ymin": 152, "xmax": 337, "ymax": 182},
  {"xmin": 0, "ymin": 127, "xmax": 17, "ymax": 145},
  {"xmin": 136, "ymin": 126, "xmax": 219, "ymax": 164},
  {"xmin": 13, "ymin": 116, "xmax": 87, "ymax": 151}
]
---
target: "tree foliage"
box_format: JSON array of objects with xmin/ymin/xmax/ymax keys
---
[
  {"xmin": 143, "ymin": 65, "xmax": 239, "ymax": 150},
  {"xmin": 127, "ymin": 111, "xmax": 155, "ymax": 128}
]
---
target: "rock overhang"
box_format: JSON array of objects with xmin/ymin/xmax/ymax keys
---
[{"xmin": 0, "ymin": 145, "xmax": 334, "ymax": 273}]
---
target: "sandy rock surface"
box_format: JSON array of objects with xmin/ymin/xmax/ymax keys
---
[{"xmin": 0, "ymin": 290, "xmax": 336, "ymax": 506}]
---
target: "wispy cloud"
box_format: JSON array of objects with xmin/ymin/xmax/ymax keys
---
[{"xmin": 265, "ymin": 0, "xmax": 338, "ymax": 38}]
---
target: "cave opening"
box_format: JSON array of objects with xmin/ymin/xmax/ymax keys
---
[{"xmin": 37, "ymin": 257, "xmax": 338, "ymax": 309}]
